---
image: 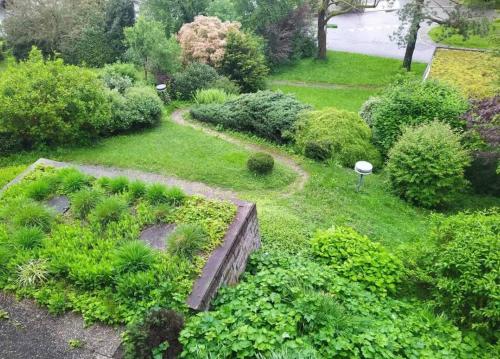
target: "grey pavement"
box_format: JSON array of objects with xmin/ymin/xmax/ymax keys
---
[{"xmin": 327, "ymin": 0, "xmax": 437, "ymax": 62}]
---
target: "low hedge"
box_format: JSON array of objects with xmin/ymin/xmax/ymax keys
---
[{"xmin": 190, "ymin": 90, "xmax": 310, "ymax": 143}]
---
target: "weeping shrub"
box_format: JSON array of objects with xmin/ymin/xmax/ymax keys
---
[{"xmin": 294, "ymin": 108, "xmax": 382, "ymax": 168}]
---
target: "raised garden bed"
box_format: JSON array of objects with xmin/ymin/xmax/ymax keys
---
[
  {"xmin": 0, "ymin": 159, "xmax": 260, "ymax": 334},
  {"xmin": 426, "ymin": 47, "xmax": 499, "ymax": 98}
]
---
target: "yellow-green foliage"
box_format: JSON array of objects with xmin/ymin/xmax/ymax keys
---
[{"xmin": 429, "ymin": 48, "xmax": 499, "ymax": 98}]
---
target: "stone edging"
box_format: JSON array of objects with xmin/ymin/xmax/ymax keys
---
[{"xmin": 1, "ymin": 158, "xmax": 261, "ymax": 311}]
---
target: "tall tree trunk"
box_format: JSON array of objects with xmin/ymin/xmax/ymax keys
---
[
  {"xmin": 317, "ymin": 7, "xmax": 327, "ymax": 60},
  {"xmin": 403, "ymin": 0, "xmax": 424, "ymax": 71}
]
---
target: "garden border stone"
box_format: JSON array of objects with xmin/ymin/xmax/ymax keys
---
[{"xmin": 1, "ymin": 158, "xmax": 261, "ymax": 311}]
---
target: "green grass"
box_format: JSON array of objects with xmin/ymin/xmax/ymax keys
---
[
  {"xmin": 429, "ymin": 19, "xmax": 500, "ymax": 50},
  {"xmin": 270, "ymin": 84, "xmax": 377, "ymax": 112},
  {"xmin": 270, "ymin": 51, "xmax": 427, "ymax": 86},
  {"xmin": 269, "ymin": 51, "xmax": 426, "ymax": 112},
  {"xmin": 0, "ymin": 110, "xmax": 296, "ymax": 192},
  {"xmin": 0, "ymin": 165, "xmax": 26, "ymax": 188}
]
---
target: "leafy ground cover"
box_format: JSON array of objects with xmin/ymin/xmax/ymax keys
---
[
  {"xmin": 0, "ymin": 165, "xmax": 236, "ymax": 325},
  {"xmin": 429, "ymin": 48, "xmax": 499, "ymax": 98},
  {"xmin": 429, "ymin": 19, "xmax": 500, "ymax": 49},
  {"xmin": 268, "ymin": 51, "xmax": 426, "ymax": 111}
]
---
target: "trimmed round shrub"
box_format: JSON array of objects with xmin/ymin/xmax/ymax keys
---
[
  {"xmin": 387, "ymin": 121, "xmax": 471, "ymax": 208},
  {"xmin": 367, "ymin": 79, "xmax": 469, "ymax": 156},
  {"xmin": 0, "ymin": 47, "xmax": 111, "ymax": 149},
  {"xmin": 91, "ymin": 197, "xmax": 127, "ymax": 225},
  {"xmin": 295, "ymin": 108, "xmax": 382, "ymax": 168},
  {"xmin": 166, "ymin": 224, "xmax": 208, "ymax": 259},
  {"xmin": 190, "ymin": 90, "xmax": 310, "ymax": 143},
  {"xmin": 114, "ymin": 241, "xmax": 155, "ymax": 273},
  {"xmin": 123, "ymin": 308, "xmax": 184, "ymax": 359},
  {"xmin": 416, "ymin": 209, "xmax": 499, "ymax": 338},
  {"xmin": 171, "ymin": 62, "xmax": 219, "ymax": 100},
  {"xmin": 247, "ymin": 153, "xmax": 274, "ymax": 175},
  {"xmin": 311, "ymin": 226, "xmax": 403, "ymax": 296}
]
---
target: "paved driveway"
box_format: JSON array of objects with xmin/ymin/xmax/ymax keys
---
[{"xmin": 327, "ymin": 0, "xmax": 437, "ymax": 62}]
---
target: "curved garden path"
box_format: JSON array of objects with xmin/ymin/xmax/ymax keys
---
[{"xmin": 171, "ymin": 109, "xmax": 309, "ymax": 195}]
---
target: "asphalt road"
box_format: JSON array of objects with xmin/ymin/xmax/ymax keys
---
[{"xmin": 327, "ymin": 0, "xmax": 437, "ymax": 62}]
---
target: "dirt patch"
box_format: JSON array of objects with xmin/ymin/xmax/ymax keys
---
[{"xmin": 0, "ymin": 292, "xmax": 123, "ymax": 359}]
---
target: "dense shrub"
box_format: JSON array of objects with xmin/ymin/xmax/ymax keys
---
[
  {"xmin": 462, "ymin": 96, "xmax": 500, "ymax": 196},
  {"xmin": 123, "ymin": 308, "xmax": 184, "ymax": 359},
  {"xmin": 0, "ymin": 48, "xmax": 111, "ymax": 149},
  {"xmin": 194, "ymin": 88, "xmax": 234, "ymax": 104},
  {"xmin": 387, "ymin": 122, "xmax": 470, "ymax": 208},
  {"xmin": 221, "ymin": 30, "xmax": 269, "ymax": 92},
  {"xmin": 358, "ymin": 96, "xmax": 382, "ymax": 127},
  {"xmin": 295, "ymin": 108, "xmax": 382, "ymax": 168},
  {"xmin": 365, "ymin": 79, "xmax": 469, "ymax": 156},
  {"xmin": 180, "ymin": 251, "xmax": 494, "ymax": 358},
  {"xmin": 101, "ymin": 62, "xmax": 137, "ymax": 93},
  {"xmin": 415, "ymin": 209, "xmax": 500, "ymax": 338},
  {"xmin": 247, "ymin": 153, "xmax": 275, "ymax": 175},
  {"xmin": 210, "ymin": 76, "xmax": 240, "ymax": 95},
  {"xmin": 177, "ymin": 15, "xmax": 241, "ymax": 68},
  {"xmin": 166, "ymin": 224, "xmax": 209, "ymax": 259},
  {"xmin": 311, "ymin": 226, "xmax": 402, "ymax": 296},
  {"xmin": 171, "ymin": 62, "xmax": 219, "ymax": 100},
  {"xmin": 190, "ymin": 91, "xmax": 310, "ymax": 142},
  {"xmin": 107, "ymin": 86, "xmax": 163, "ymax": 133}
]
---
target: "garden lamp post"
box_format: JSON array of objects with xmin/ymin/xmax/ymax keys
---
[{"xmin": 354, "ymin": 161, "xmax": 373, "ymax": 192}]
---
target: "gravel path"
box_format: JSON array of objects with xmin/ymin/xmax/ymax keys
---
[{"xmin": 171, "ymin": 109, "xmax": 309, "ymax": 194}]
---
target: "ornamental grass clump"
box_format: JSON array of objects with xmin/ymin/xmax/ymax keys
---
[
  {"xmin": 114, "ymin": 241, "xmax": 155, "ymax": 273},
  {"xmin": 91, "ymin": 197, "xmax": 127, "ymax": 225},
  {"xmin": 387, "ymin": 121, "xmax": 471, "ymax": 208},
  {"xmin": 194, "ymin": 88, "xmax": 233, "ymax": 104},
  {"xmin": 13, "ymin": 227, "xmax": 45, "ymax": 250},
  {"xmin": 71, "ymin": 189, "xmax": 103, "ymax": 219},
  {"xmin": 166, "ymin": 224, "xmax": 209, "ymax": 260},
  {"xmin": 13, "ymin": 201, "xmax": 54, "ymax": 232}
]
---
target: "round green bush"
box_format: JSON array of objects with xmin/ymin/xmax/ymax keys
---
[
  {"xmin": 366, "ymin": 79, "xmax": 469, "ymax": 156},
  {"xmin": 387, "ymin": 121, "xmax": 471, "ymax": 208},
  {"xmin": 0, "ymin": 47, "xmax": 111, "ymax": 149},
  {"xmin": 106, "ymin": 86, "xmax": 163, "ymax": 134},
  {"xmin": 247, "ymin": 153, "xmax": 275, "ymax": 175},
  {"xmin": 294, "ymin": 108, "xmax": 382, "ymax": 168},
  {"xmin": 171, "ymin": 62, "xmax": 219, "ymax": 100}
]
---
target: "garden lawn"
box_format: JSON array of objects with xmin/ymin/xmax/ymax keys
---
[
  {"xmin": 269, "ymin": 51, "xmax": 426, "ymax": 112},
  {"xmin": 429, "ymin": 19, "xmax": 500, "ymax": 50},
  {"xmin": 269, "ymin": 84, "xmax": 376, "ymax": 112},
  {"xmin": 0, "ymin": 108, "xmax": 296, "ymax": 192}
]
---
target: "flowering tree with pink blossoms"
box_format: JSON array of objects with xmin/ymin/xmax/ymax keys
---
[{"xmin": 177, "ymin": 15, "xmax": 241, "ymax": 68}]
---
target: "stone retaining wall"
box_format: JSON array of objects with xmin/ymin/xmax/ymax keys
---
[{"xmin": 1, "ymin": 158, "xmax": 261, "ymax": 311}]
